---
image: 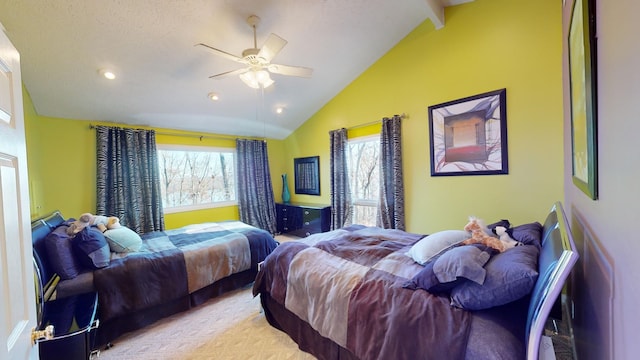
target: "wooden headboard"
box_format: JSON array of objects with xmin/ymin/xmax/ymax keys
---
[{"xmin": 525, "ymin": 202, "xmax": 579, "ymax": 359}]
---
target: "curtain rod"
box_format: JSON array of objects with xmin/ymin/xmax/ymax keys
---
[
  {"xmin": 346, "ymin": 113, "xmax": 407, "ymax": 131},
  {"xmin": 88, "ymin": 124, "xmax": 264, "ymax": 142}
]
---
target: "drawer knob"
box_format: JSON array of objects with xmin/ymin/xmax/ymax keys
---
[
  {"xmin": 305, "ymin": 211, "xmax": 310, "ymax": 215},
  {"xmin": 304, "ymin": 221, "xmax": 310, "ymax": 226}
]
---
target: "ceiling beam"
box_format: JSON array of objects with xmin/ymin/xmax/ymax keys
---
[{"xmin": 424, "ymin": 0, "xmax": 445, "ymax": 29}]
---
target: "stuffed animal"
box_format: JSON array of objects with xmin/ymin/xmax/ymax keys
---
[
  {"xmin": 96, "ymin": 217, "xmax": 121, "ymax": 232},
  {"xmin": 493, "ymin": 225, "xmax": 521, "ymax": 250},
  {"xmin": 67, "ymin": 213, "xmax": 118, "ymax": 235},
  {"xmin": 461, "ymin": 217, "xmax": 508, "ymax": 252}
]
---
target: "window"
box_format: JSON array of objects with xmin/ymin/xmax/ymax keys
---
[
  {"xmin": 347, "ymin": 135, "xmax": 380, "ymax": 226},
  {"xmin": 157, "ymin": 145, "xmax": 236, "ymax": 213}
]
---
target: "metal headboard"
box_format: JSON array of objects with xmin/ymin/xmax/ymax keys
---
[{"xmin": 525, "ymin": 202, "xmax": 579, "ymax": 359}]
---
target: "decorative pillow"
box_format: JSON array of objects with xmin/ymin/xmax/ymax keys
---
[
  {"xmin": 404, "ymin": 258, "xmax": 451, "ymax": 293},
  {"xmin": 73, "ymin": 227, "xmax": 110, "ymax": 269},
  {"xmin": 406, "ymin": 230, "xmax": 470, "ymax": 265},
  {"xmin": 44, "ymin": 224, "xmax": 83, "ymax": 280},
  {"xmin": 404, "ymin": 245, "xmax": 493, "ymax": 293},
  {"xmin": 450, "ymin": 244, "xmax": 540, "ymax": 310},
  {"xmin": 511, "ymin": 222, "xmax": 543, "ymax": 246},
  {"xmin": 433, "ymin": 245, "xmax": 493, "ymax": 285},
  {"xmin": 103, "ymin": 226, "xmax": 142, "ymax": 253}
]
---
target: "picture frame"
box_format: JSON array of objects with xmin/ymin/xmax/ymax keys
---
[
  {"xmin": 568, "ymin": 0, "xmax": 598, "ymax": 199},
  {"xmin": 294, "ymin": 156, "xmax": 320, "ymax": 195},
  {"xmin": 428, "ymin": 88, "xmax": 508, "ymax": 176}
]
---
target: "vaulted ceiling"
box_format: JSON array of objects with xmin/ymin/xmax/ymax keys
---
[{"xmin": 0, "ymin": 0, "xmax": 473, "ymax": 139}]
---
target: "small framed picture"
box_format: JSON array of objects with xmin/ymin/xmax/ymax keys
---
[{"xmin": 294, "ymin": 156, "xmax": 320, "ymax": 195}]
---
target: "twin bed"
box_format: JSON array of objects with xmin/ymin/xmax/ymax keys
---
[
  {"xmin": 31, "ymin": 211, "xmax": 279, "ymax": 347},
  {"xmin": 253, "ymin": 202, "xmax": 578, "ymax": 360}
]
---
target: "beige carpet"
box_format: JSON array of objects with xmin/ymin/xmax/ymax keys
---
[
  {"xmin": 96, "ymin": 285, "xmax": 315, "ymax": 360},
  {"xmin": 97, "ymin": 234, "xmax": 313, "ymax": 360}
]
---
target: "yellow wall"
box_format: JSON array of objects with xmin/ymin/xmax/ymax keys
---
[
  {"xmin": 283, "ymin": 0, "xmax": 563, "ymax": 233},
  {"xmin": 23, "ymin": 90, "xmax": 287, "ymax": 229},
  {"xmin": 24, "ymin": 0, "xmax": 563, "ymax": 234}
]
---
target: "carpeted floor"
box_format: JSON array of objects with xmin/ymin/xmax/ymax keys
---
[{"xmin": 96, "ymin": 285, "xmax": 315, "ymax": 360}]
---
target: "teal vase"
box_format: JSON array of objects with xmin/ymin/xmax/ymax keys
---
[{"xmin": 281, "ymin": 174, "xmax": 291, "ymax": 203}]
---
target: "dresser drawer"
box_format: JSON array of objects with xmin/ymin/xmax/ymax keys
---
[
  {"xmin": 276, "ymin": 203, "xmax": 302, "ymax": 233},
  {"xmin": 276, "ymin": 203, "xmax": 330, "ymax": 237}
]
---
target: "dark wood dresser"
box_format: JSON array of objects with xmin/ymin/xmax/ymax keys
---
[{"xmin": 276, "ymin": 202, "xmax": 331, "ymax": 237}]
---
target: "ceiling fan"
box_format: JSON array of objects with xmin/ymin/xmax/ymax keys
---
[{"xmin": 197, "ymin": 15, "xmax": 313, "ymax": 89}]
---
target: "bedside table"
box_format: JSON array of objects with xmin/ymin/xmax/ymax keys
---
[{"xmin": 37, "ymin": 292, "xmax": 99, "ymax": 360}]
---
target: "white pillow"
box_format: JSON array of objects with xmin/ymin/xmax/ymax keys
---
[{"xmin": 406, "ymin": 230, "xmax": 470, "ymax": 265}]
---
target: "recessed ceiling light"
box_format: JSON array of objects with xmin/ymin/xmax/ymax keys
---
[
  {"xmin": 98, "ymin": 69, "xmax": 116, "ymax": 80},
  {"xmin": 208, "ymin": 92, "xmax": 219, "ymax": 101},
  {"xmin": 276, "ymin": 107, "xmax": 284, "ymax": 114}
]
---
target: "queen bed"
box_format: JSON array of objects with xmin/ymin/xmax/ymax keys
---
[
  {"xmin": 253, "ymin": 202, "xmax": 578, "ymax": 360},
  {"xmin": 32, "ymin": 211, "xmax": 279, "ymax": 347}
]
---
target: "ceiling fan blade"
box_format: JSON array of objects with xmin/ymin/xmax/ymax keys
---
[
  {"xmin": 258, "ymin": 33, "xmax": 287, "ymax": 62},
  {"xmin": 209, "ymin": 67, "xmax": 250, "ymax": 79},
  {"xmin": 268, "ymin": 64, "xmax": 313, "ymax": 78},
  {"xmin": 196, "ymin": 43, "xmax": 245, "ymax": 64}
]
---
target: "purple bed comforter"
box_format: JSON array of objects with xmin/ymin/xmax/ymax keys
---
[{"xmin": 254, "ymin": 226, "xmax": 528, "ymax": 360}]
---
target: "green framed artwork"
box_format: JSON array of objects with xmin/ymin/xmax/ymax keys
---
[{"xmin": 568, "ymin": 0, "xmax": 598, "ymax": 199}]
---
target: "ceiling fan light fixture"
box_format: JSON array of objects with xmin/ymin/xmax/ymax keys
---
[
  {"xmin": 98, "ymin": 69, "xmax": 116, "ymax": 80},
  {"xmin": 239, "ymin": 69, "xmax": 274, "ymax": 89},
  {"xmin": 208, "ymin": 92, "xmax": 219, "ymax": 101}
]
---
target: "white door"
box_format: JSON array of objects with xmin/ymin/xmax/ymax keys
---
[{"xmin": 0, "ymin": 23, "xmax": 38, "ymax": 360}]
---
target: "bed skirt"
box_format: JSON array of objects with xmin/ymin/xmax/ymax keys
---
[{"xmin": 93, "ymin": 268, "xmax": 258, "ymax": 348}]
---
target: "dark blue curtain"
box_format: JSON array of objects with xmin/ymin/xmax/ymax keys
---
[
  {"xmin": 236, "ymin": 139, "xmax": 277, "ymax": 234},
  {"xmin": 377, "ymin": 115, "xmax": 405, "ymax": 230},
  {"xmin": 95, "ymin": 126, "xmax": 164, "ymax": 233},
  {"xmin": 329, "ymin": 128, "xmax": 352, "ymax": 230}
]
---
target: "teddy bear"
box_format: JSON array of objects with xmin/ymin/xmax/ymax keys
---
[
  {"xmin": 460, "ymin": 217, "xmax": 508, "ymax": 253},
  {"xmin": 96, "ymin": 216, "xmax": 122, "ymax": 232},
  {"xmin": 67, "ymin": 213, "xmax": 112, "ymax": 235}
]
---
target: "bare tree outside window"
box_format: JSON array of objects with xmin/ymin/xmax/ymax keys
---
[
  {"xmin": 347, "ymin": 136, "xmax": 380, "ymax": 226},
  {"xmin": 158, "ymin": 147, "xmax": 236, "ymax": 211}
]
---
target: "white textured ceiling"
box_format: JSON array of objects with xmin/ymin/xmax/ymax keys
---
[{"xmin": 0, "ymin": 0, "xmax": 473, "ymax": 139}]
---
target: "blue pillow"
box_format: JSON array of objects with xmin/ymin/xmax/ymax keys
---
[
  {"xmin": 450, "ymin": 244, "xmax": 540, "ymax": 310},
  {"xmin": 404, "ymin": 244, "xmax": 493, "ymax": 294},
  {"xmin": 73, "ymin": 227, "xmax": 110, "ymax": 269},
  {"xmin": 511, "ymin": 222, "xmax": 543, "ymax": 247},
  {"xmin": 103, "ymin": 226, "xmax": 142, "ymax": 253},
  {"xmin": 44, "ymin": 224, "xmax": 83, "ymax": 280},
  {"xmin": 433, "ymin": 245, "xmax": 493, "ymax": 285}
]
